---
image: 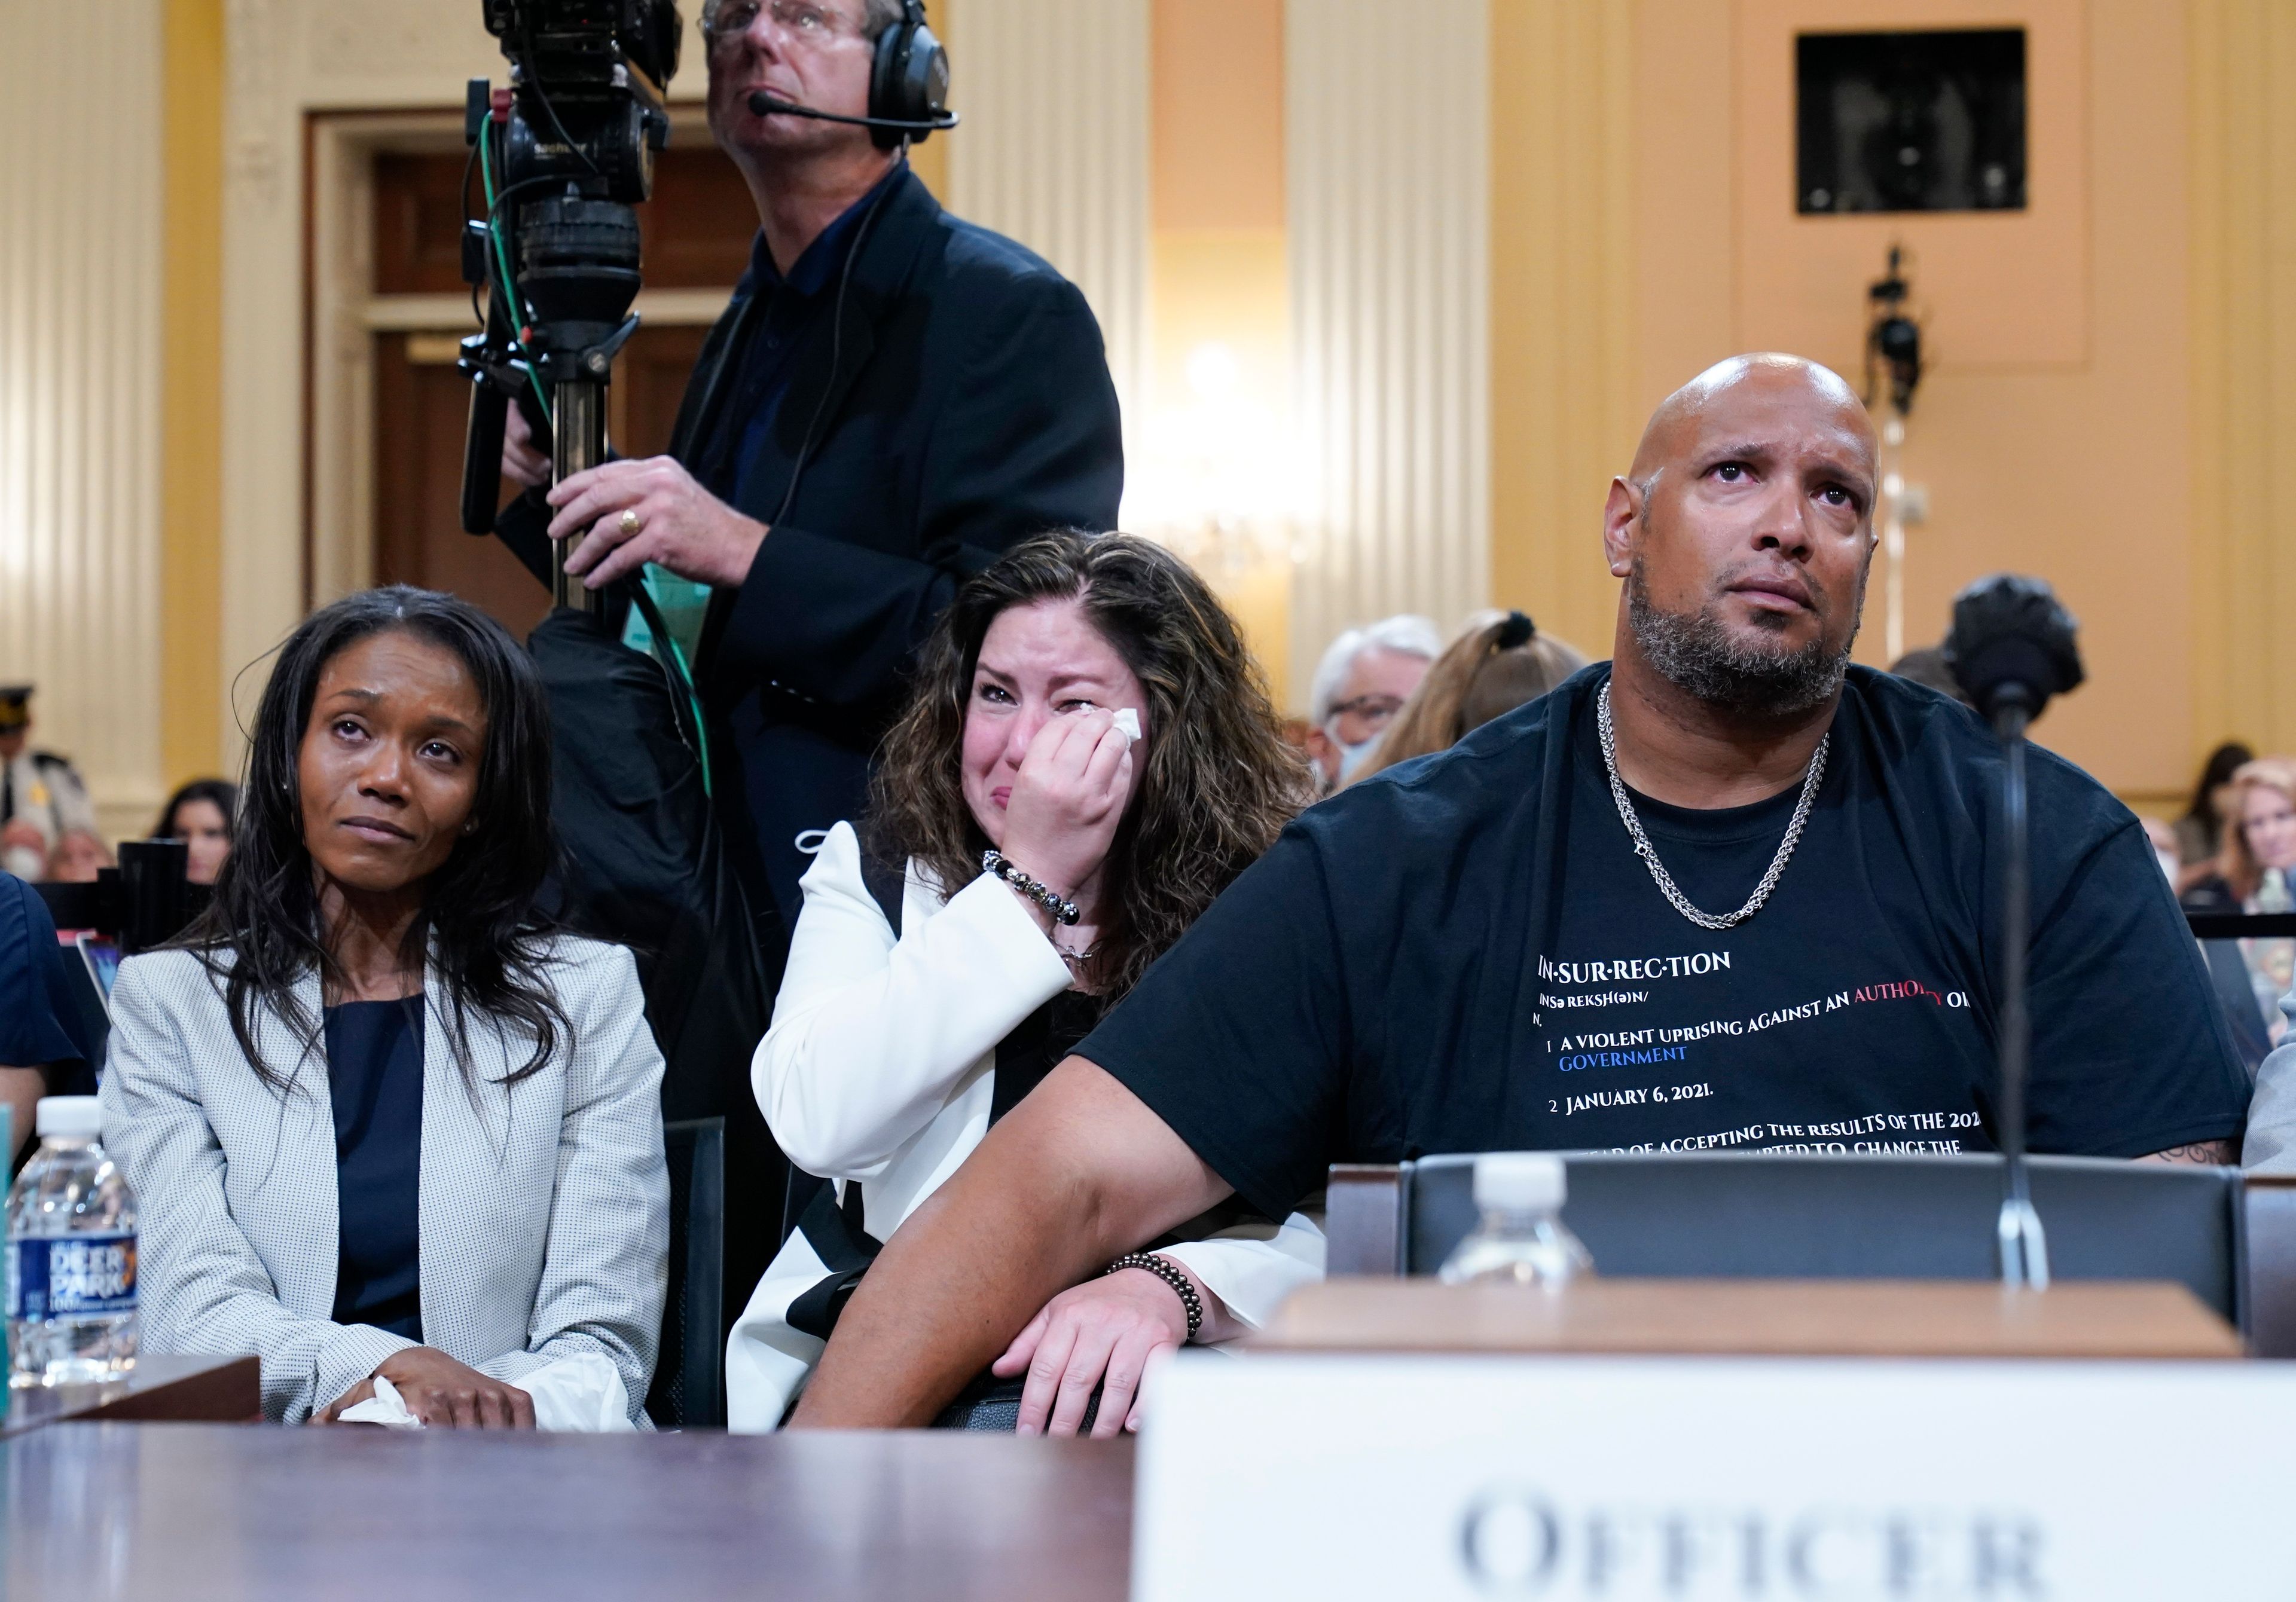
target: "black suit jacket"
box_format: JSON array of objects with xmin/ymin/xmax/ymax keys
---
[{"xmin": 503, "ymin": 166, "xmax": 1123, "ymax": 928}]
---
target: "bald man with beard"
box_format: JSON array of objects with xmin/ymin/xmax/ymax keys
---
[{"xmin": 790, "ymin": 354, "xmax": 2249, "ymax": 1435}]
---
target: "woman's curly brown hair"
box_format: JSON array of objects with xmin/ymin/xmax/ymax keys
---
[{"xmin": 869, "ymin": 529, "xmax": 1312, "ymax": 999}]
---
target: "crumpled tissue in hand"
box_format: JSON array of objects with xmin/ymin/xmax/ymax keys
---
[{"xmin": 332, "ymin": 1352, "xmax": 634, "ymax": 1432}]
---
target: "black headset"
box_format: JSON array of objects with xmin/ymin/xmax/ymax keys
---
[{"xmin": 868, "ymin": 0, "xmax": 953, "ymax": 148}]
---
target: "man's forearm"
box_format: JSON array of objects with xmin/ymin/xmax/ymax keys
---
[
  {"xmin": 792, "ymin": 1059, "xmax": 1231, "ymax": 1427},
  {"xmin": 2139, "ymin": 1140, "xmax": 2236, "ymax": 1164},
  {"xmin": 793, "ymin": 1148, "xmax": 1106, "ymax": 1426}
]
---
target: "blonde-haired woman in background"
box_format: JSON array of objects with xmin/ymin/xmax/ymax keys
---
[
  {"xmin": 1347, "ymin": 610, "xmax": 1590, "ymax": 786},
  {"xmin": 2229, "ymin": 757, "xmax": 2296, "ymax": 1168},
  {"xmin": 2185, "ymin": 756, "xmax": 2296, "ymax": 1060}
]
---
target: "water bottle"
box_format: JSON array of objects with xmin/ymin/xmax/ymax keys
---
[
  {"xmin": 7, "ymin": 1097, "xmax": 138, "ymax": 1387},
  {"xmin": 1438, "ymin": 1151, "xmax": 1594, "ymax": 1287}
]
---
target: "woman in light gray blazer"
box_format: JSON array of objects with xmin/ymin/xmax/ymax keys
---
[{"xmin": 100, "ymin": 588, "xmax": 667, "ymax": 1426}]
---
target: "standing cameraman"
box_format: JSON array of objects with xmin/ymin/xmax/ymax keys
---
[{"xmin": 495, "ymin": 0, "xmax": 1122, "ymax": 934}]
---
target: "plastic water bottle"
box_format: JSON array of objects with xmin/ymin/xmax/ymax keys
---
[
  {"xmin": 1438, "ymin": 1152, "xmax": 1594, "ymax": 1287},
  {"xmin": 7, "ymin": 1097, "xmax": 138, "ymax": 1387}
]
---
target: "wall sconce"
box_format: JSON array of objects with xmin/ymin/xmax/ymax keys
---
[{"xmin": 1124, "ymin": 340, "xmax": 1299, "ymax": 576}]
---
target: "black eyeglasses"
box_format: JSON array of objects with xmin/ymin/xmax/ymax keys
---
[{"xmin": 1326, "ymin": 694, "xmax": 1407, "ymax": 730}]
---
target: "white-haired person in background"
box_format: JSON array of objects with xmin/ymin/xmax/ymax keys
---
[{"xmin": 1301, "ymin": 614, "xmax": 1442, "ymax": 791}]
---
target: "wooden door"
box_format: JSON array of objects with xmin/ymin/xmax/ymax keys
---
[{"xmin": 369, "ymin": 146, "xmax": 754, "ymax": 638}]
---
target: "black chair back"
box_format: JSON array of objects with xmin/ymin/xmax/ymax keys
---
[
  {"xmin": 1402, "ymin": 1152, "xmax": 2246, "ymax": 1326},
  {"xmin": 647, "ymin": 1117, "xmax": 726, "ymax": 1428}
]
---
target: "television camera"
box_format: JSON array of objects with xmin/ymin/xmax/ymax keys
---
[{"xmin": 456, "ymin": 1, "xmax": 685, "ymax": 614}]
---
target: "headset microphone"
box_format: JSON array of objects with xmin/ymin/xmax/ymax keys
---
[{"xmin": 746, "ymin": 92, "xmax": 958, "ymax": 135}]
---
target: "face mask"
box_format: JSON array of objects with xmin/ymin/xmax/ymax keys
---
[{"xmin": 1326, "ymin": 722, "xmax": 1379, "ymax": 787}]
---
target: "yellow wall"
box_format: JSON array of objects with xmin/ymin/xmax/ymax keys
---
[
  {"xmin": 161, "ymin": 0, "xmax": 227, "ymax": 790},
  {"xmin": 2190, "ymin": 0, "xmax": 2296, "ymax": 774},
  {"xmin": 1488, "ymin": 0, "xmax": 1638, "ymax": 667},
  {"xmin": 1148, "ymin": 0, "xmax": 1293, "ymax": 704},
  {"xmin": 1493, "ymin": 0, "xmax": 2230, "ymax": 802}
]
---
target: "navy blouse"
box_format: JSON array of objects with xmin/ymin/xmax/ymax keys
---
[{"xmin": 323, "ymin": 996, "xmax": 425, "ymax": 1341}]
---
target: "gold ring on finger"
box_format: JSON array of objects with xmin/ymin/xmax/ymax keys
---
[{"xmin": 618, "ymin": 509, "xmax": 643, "ymax": 536}]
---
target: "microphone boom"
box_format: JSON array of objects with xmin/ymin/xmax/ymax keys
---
[{"xmin": 747, "ymin": 91, "xmax": 957, "ymax": 134}]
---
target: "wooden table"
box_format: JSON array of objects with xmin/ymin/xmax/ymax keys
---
[
  {"xmin": 1, "ymin": 1354, "xmax": 260, "ymax": 1437},
  {"xmin": 1260, "ymin": 1277, "xmax": 2248, "ymax": 1359},
  {"xmin": 1, "ymin": 1424, "xmax": 1135, "ymax": 1601}
]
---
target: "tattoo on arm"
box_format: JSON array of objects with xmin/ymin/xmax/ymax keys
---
[{"xmin": 2139, "ymin": 1140, "xmax": 2236, "ymax": 1165}]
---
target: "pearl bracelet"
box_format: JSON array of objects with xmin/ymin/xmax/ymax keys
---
[
  {"xmin": 1106, "ymin": 1252, "xmax": 1204, "ymax": 1343},
  {"xmin": 982, "ymin": 848, "xmax": 1080, "ymax": 926}
]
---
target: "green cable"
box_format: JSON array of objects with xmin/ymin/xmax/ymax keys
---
[
  {"xmin": 481, "ymin": 121, "xmax": 710, "ymax": 789},
  {"xmin": 478, "ymin": 126, "xmax": 552, "ymax": 423},
  {"xmin": 663, "ymin": 624, "xmax": 712, "ymax": 797}
]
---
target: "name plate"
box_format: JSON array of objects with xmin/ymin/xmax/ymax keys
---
[{"xmin": 1134, "ymin": 1353, "xmax": 2296, "ymax": 1601}]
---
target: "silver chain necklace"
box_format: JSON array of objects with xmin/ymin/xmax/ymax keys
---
[{"xmin": 1595, "ymin": 681, "xmax": 1829, "ymax": 932}]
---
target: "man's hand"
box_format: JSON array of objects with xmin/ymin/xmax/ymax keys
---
[
  {"xmin": 546, "ymin": 455, "xmax": 768, "ymax": 589},
  {"xmin": 790, "ymin": 1059, "xmax": 1234, "ymax": 1428},
  {"xmin": 994, "ymin": 1261, "xmax": 1206, "ymax": 1439},
  {"xmin": 316, "ymin": 1347, "xmax": 536, "ymax": 1429},
  {"xmin": 501, "ymin": 400, "xmax": 551, "ymax": 490}
]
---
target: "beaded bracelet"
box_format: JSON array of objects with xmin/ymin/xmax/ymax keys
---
[
  {"xmin": 1106, "ymin": 1252, "xmax": 1204, "ymax": 1343},
  {"xmin": 981, "ymin": 848, "xmax": 1080, "ymax": 927}
]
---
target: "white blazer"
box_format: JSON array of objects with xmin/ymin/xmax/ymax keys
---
[
  {"xmin": 726, "ymin": 821, "xmax": 1324, "ymax": 1430},
  {"xmin": 97, "ymin": 936, "xmax": 668, "ymax": 1424}
]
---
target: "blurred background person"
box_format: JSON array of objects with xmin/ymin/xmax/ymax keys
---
[
  {"xmin": 1301, "ymin": 616, "xmax": 1441, "ymax": 791},
  {"xmin": 101, "ymin": 588, "xmax": 667, "ymax": 1427},
  {"xmin": 2141, "ymin": 817, "xmax": 2183, "ymax": 885},
  {"xmin": 0, "ymin": 686, "xmax": 97, "ymax": 882},
  {"xmin": 2184, "ymin": 755, "xmax": 2296, "ymax": 1057},
  {"xmin": 1885, "ymin": 643, "xmax": 1973, "ymax": 707},
  {"xmin": 1348, "ymin": 610, "xmax": 1590, "ymax": 786},
  {"xmin": 2176, "ymin": 741, "xmax": 2255, "ymax": 890},
  {"xmin": 2183, "ymin": 756, "xmax": 2296, "ymax": 916},
  {"xmin": 730, "ymin": 531, "xmax": 1316, "ymax": 1434},
  {"xmin": 47, "ymin": 829, "xmax": 115, "ymax": 885},
  {"xmin": 151, "ymin": 779, "xmax": 240, "ymax": 886}
]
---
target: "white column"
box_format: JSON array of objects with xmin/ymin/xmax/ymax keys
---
[
  {"xmin": 1286, "ymin": 0, "xmax": 1491, "ymax": 692},
  {"xmin": 947, "ymin": 0, "xmax": 1152, "ymax": 464},
  {"xmin": 0, "ymin": 0, "xmax": 165, "ymax": 840}
]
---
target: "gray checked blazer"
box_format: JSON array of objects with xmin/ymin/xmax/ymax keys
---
[{"xmin": 97, "ymin": 935, "xmax": 668, "ymax": 1424}]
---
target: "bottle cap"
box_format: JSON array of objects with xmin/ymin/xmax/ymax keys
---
[
  {"xmin": 36, "ymin": 1096, "xmax": 103, "ymax": 1139},
  {"xmin": 1474, "ymin": 1151, "xmax": 1566, "ymax": 1213}
]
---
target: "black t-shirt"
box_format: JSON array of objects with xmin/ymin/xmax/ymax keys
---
[{"xmin": 1078, "ymin": 666, "xmax": 2249, "ymax": 1221}]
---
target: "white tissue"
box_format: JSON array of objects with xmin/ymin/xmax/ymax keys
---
[
  {"xmin": 335, "ymin": 1374, "xmax": 424, "ymax": 1429},
  {"xmin": 331, "ymin": 1353, "xmax": 635, "ymax": 1432},
  {"xmin": 1112, "ymin": 708, "xmax": 1141, "ymax": 741}
]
